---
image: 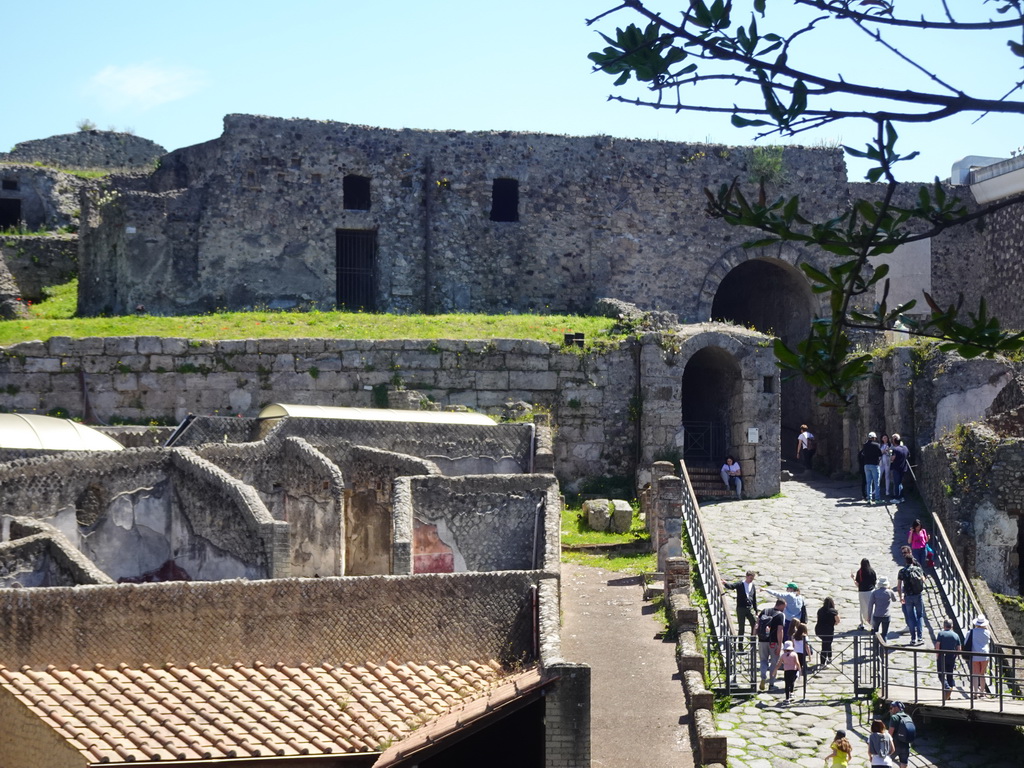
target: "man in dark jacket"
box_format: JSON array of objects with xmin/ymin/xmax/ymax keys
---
[
  {"xmin": 722, "ymin": 569, "xmax": 758, "ymax": 648},
  {"xmin": 890, "ymin": 434, "xmax": 911, "ymax": 503},
  {"xmin": 859, "ymin": 432, "xmax": 883, "ymax": 505}
]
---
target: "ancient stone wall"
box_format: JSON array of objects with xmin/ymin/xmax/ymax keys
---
[
  {"xmin": 0, "ymin": 234, "xmax": 77, "ymax": 300},
  {"xmin": 396, "ymin": 474, "xmax": 561, "ymax": 575},
  {"xmin": 0, "ymin": 131, "xmax": 165, "ymax": 170},
  {"xmin": 78, "ymin": 114, "xmax": 850, "ymax": 317},
  {"xmin": 0, "ymin": 573, "xmax": 540, "ymax": 669},
  {"xmin": 0, "ymin": 165, "xmax": 87, "ymax": 230}
]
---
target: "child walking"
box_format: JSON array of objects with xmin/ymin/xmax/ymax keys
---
[
  {"xmin": 774, "ymin": 640, "xmax": 801, "ymax": 702},
  {"xmin": 825, "ymin": 729, "xmax": 853, "ymax": 767}
]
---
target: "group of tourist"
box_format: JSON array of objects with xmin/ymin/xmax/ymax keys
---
[{"xmin": 858, "ymin": 431, "xmax": 911, "ymax": 504}]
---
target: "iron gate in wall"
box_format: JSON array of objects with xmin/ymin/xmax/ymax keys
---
[
  {"xmin": 336, "ymin": 229, "xmax": 377, "ymax": 310},
  {"xmin": 680, "ymin": 421, "xmax": 727, "ymax": 463}
]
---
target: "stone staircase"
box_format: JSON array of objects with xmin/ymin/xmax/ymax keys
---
[{"xmin": 685, "ymin": 465, "xmax": 735, "ymax": 500}]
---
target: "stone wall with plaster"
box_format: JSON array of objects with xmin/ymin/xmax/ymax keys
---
[
  {"xmin": 0, "ymin": 234, "xmax": 78, "ymax": 301},
  {"xmin": 0, "ymin": 448, "xmax": 289, "ymax": 582}
]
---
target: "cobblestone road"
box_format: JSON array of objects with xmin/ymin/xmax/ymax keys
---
[{"xmin": 704, "ymin": 474, "xmax": 1023, "ymax": 768}]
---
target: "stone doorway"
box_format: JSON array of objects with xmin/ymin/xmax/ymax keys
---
[
  {"xmin": 710, "ymin": 257, "xmax": 814, "ymax": 450},
  {"xmin": 0, "ymin": 198, "xmax": 21, "ymax": 230},
  {"xmin": 336, "ymin": 229, "xmax": 377, "ymax": 310},
  {"xmin": 680, "ymin": 346, "xmax": 741, "ymax": 466}
]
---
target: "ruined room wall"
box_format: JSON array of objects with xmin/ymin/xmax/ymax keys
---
[
  {"xmin": 320, "ymin": 445, "xmax": 439, "ymax": 577},
  {"xmin": 0, "ymin": 448, "xmax": 286, "ymax": 582},
  {"xmin": 0, "ymin": 336, "xmax": 637, "ymax": 483},
  {"xmin": 0, "ymin": 572, "xmax": 540, "ymax": 669},
  {"xmin": 0, "ymin": 235, "xmax": 77, "ymax": 301},
  {"xmin": 197, "ymin": 437, "xmax": 344, "ymax": 577},
  {"xmin": 397, "ymin": 474, "xmax": 560, "ymax": 574},
  {"xmin": 79, "ymin": 114, "xmax": 850, "ymax": 317},
  {"xmin": 0, "ymin": 131, "xmax": 165, "ymax": 170}
]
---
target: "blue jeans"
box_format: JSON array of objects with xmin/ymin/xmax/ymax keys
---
[
  {"xmin": 864, "ymin": 464, "xmax": 880, "ymax": 501},
  {"xmin": 902, "ymin": 593, "xmax": 924, "ymax": 641}
]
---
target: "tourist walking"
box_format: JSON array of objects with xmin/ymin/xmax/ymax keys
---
[
  {"xmin": 815, "ymin": 597, "xmax": 840, "ymax": 664},
  {"xmin": 824, "ymin": 729, "xmax": 853, "ymax": 768},
  {"xmin": 870, "ymin": 577, "xmax": 898, "ymax": 640},
  {"xmin": 890, "ymin": 434, "xmax": 910, "ymax": 502},
  {"xmin": 790, "ymin": 620, "xmax": 812, "ymax": 671},
  {"xmin": 720, "ymin": 456, "xmax": 743, "ymax": 499},
  {"xmin": 860, "ymin": 432, "xmax": 883, "ymax": 504},
  {"xmin": 966, "ymin": 615, "xmax": 993, "ymax": 697},
  {"xmin": 853, "ymin": 558, "xmax": 877, "ymax": 630},
  {"xmin": 774, "ymin": 640, "xmax": 801, "ymax": 702},
  {"xmin": 722, "ymin": 569, "xmax": 757, "ymax": 646},
  {"xmin": 907, "ymin": 519, "xmax": 930, "ymax": 568},
  {"xmin": 896, "ymin": 553, "xmax": 926, "ymax": 645},
  {"xmin": 935, "ymin": 619, "xmax": 962, "ymax": 700},
  {"xmin": 868, "ymin": 719, "xmax": 896, "ymax": 766},
  {"xmin": 757, "ymin": 598, "xmax": 786, "ymax": 691},
  {"xmin": 764, "ymin": 582, "xmax": 807, "ymax": 640},
  {"xmin": 797, "ymin": 424, "xmax": 816, "ymax": 470},
  {"xmin": 887, "ymin": 701, "xmax": 916, "ymax": 768},
  {"xmin": 879, "ymin": 434, "xmax": 893, "ymax": 499}
]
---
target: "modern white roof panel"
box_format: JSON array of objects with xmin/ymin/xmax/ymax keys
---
[
  {"xmin": 0, "ymin": 414, "xmax": 125, "ymax": 451},
  {"xmin": 257, "ymin": 403, "xmax": 497, "ymax": 426}
]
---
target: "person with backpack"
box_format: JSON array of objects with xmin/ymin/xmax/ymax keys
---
[
  {"xmin": 870, "ymin": 577, "xmax": 898, "ymax": 641},
  {"xmin": 887, "ymin": 701, "xmax": 916, "ymax": 768},
  {"xmin": 797, "ymin": 424, "xmax": 816, "ymax": 470},
  {"xmin": 757, "ymin": 598, "xmax": 786, "ymax": 691},
  {"xmin": 897, "ymin": 553, "xmax": 926, "ymax": 645},
  {"xmin": 764, "ymin": 581, "xmax": 807, "ymax": 640}
]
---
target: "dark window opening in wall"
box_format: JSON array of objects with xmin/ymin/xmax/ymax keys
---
[
  {"xmin": 343, "ymin": 174, "xmax": 371, "ymax": 210},
  {"xmin": 1, "ymin": 179, "xmax": 17, "ymax": 191},
  {"xmin": 490, "ymin": 178, "xmax": 519, "ymax": 222},
  {"xmin": 0, "ymin": 199, "xmax": 21, "ymax": 229},
  {"xmin": 336, "ymin": 229, "xmax": 377, "ymax": 310},
  {"xmin": 763, "ymin": 376, "xmax": 774, "ymax": 393}
]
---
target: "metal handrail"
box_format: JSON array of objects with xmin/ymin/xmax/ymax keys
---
[{"xmin": 679, "ymin": 462, "xmax": 733, "ymax": 688}]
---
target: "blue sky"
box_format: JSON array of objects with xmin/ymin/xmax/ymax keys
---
[{"xmin": 3, "ymin": 1, "xmax": 1021, "ymax": 183}]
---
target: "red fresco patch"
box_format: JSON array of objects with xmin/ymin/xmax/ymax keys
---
[{"xmin": 413, "ymin": 522, "xmax": 455, "ymax": 573}]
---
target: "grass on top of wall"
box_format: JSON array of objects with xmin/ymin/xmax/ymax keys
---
[{"xmin": 1, "ymin": 280, "xmax": 620, "ymax": 347}]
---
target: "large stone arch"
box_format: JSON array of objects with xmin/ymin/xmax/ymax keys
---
[{"xmin": 698, "ymin": 243, "xmax": 822, "ymax": 450}]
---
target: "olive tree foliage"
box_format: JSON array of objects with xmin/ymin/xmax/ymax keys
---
[{"xmin": 589, "ymin": 0, "xmax": 1024, "ymax": 404}]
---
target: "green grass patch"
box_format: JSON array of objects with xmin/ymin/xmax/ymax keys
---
[
  {"xmin": 25, "ymin": 280, "xmax": 79, "ymax": 320},
  {"xmin": 560, "ymin": 503, "xmax": 647, "ymax": 547},
  {"xmin": 561, "ymin": 549, "xmax": 657, "ymax": 574},
  {"xmin": 1, "ymin": 291, "xmax": 620, "ymax": 346}
]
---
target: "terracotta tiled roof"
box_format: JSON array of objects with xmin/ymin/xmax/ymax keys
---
[{"xmin": 0, "ymin": 659, "xmax": 528, "ymax": 763}]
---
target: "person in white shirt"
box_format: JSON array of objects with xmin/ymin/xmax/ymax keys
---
[
  {"xmin": 720, "ymin": 456, "xmax": 742, "ymax": 499},
  {"xmin": 797, "ymin": 424, "xmax": 816, "ymax": 469}
]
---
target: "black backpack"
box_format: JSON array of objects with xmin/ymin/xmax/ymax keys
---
[
  {"xmin": 893, "ymin": 712, "xmax": 916, "ymax": 743},
  {"xmin": 901, "ymin": 564, "xmax": 925, "ymax": 595},
  {"xmin": 756, "ymin": 609, "xmax": 778, "ymax": 642}
]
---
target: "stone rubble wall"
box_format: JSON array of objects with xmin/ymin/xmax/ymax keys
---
[
  {"xmin": 0, "ymin": 234, "xmax": 78, "ymax": 301},
  {"xmin": 0, "ymin": 571, "xmax": 541, "ymax": 670},
  {"xmin": 0, "ymin": 131, "xmax": 165, "ymax": 170},
  {"xmin": 0, "ymin": 165, "xmax": 88, "ymax": 231},
  {"xmin": 0, "ymin": 336, "xmax": 638, "ymax": 484},
  {"xmin": 79, "ymin": 114, "xmax": 851, "ymax": 317}
]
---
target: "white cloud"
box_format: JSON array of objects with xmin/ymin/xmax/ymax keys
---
[{"xmin": 84, "ymin": 63, "xmax": 205, "ymax": 111}]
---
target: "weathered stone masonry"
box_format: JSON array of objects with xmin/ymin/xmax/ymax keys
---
[{"xmin": 78, "ymin": 114, "xmax": 850, "ymax": 317}]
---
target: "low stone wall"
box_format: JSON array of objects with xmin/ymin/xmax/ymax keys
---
[
  {"xmin": 0, "ymin": 571, "xmax": 540, "ymax": 670},
  {"xmin": 0, "ymin": 235, "xmax": 78, "ymax": 301}
]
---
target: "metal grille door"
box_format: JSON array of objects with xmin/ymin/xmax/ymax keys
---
[{"xmin": 336, "ymin": 229, "xmax": 377, "ymax": 310}]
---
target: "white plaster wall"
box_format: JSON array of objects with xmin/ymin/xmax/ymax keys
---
[
  {"xmin": 934, "ymin": 374, "xmax": 1012, "ymax": 439},
  {"xmin": 872, "ymin": 239, "xmax": 931, "ymax": 310}
]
